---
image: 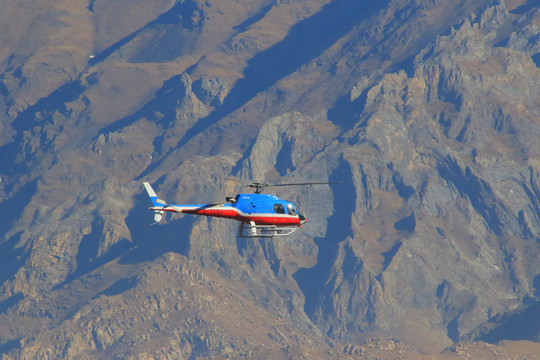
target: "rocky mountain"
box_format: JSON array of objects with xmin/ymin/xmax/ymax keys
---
[{"xmin": 0, "ymin": 0, "xmax": 539, "ymax": 358}]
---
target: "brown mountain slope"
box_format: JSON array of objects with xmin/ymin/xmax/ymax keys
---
[{"xmin": 0, "ymin": 0, "xmax": 539, "ymax": 358}]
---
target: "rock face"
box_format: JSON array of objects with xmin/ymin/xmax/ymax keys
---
[
  {"xmin": 294, "ymin": 4, "xmax": 540, "ymax": 348},
  {"xmin": 0, "ymin": 0, "xmax": 539, "ymax": 358}
]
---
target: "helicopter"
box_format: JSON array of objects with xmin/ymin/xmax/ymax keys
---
[{"xmin": 143, "ymin": 180, "xmax": 338, "ymax": 237}]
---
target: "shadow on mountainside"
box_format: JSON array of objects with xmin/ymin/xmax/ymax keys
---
[
  {"xmin": 174, "ymin": 0, "xmax": 389, "ymax": 150},
  {"xmin": 113, "ymin": 0, "xmax": 392, "ymax": 180},
  {"xmin": 233, "ymin": 3, "xmax": 274, "ymax": 33},
  {"xmin": 510, "ymin": 0, "xmax": 539, "ymax": 14},
  {"xmin": 479, "ymin": 301, "xmax": 540, "ymax": 343},
  {"xmin": 89, "ymin": 1, "xmax": 203, "ymax": 65},
  {"xmin": 437, "ymin": 155, "xmax": 518, "ymax": 237},
  {"xmin": 97, "ymin": 74, "xmax": 186, "ymax": 137},
  {"xmin": 63, "ymin": 187, "xmax": 192, "ymax": 284},
  {"xmin": 0, "ymin": 81, "xmax": 87, "ymax": 178},
  {"xmin": 133, "ymin": 0, "xmax": 389, "ymax": 179},
  {"xmin": 0, "ymin": 180, "xmax": 38, "ymax": 242},
  {"xmin": 0, "ymin": 232, "xmax": 27, "ymax": 313},
  {"xmin": 0, "ymin": 183, "xmax": 37, "ymax": 312},
  {"xmin": 120, "ymin": 189, "xmax": 192, "ymax": 265},
  {"xmin": 293, "ymin": 156, "xmax": 356, "ymax": 318}
]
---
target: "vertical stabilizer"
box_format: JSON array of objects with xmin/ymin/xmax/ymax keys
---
[
  {"xmin": 143, "ymin": 182, "xmax": 166, "ymax": 224},
  {"xmin": 143, "ymin": 182, "xmax": 166, "ymax": 207}
]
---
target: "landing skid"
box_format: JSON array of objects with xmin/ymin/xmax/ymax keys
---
[{"xmin": 238, "ymin": 222, "xmax": 299, "ymax": 238}]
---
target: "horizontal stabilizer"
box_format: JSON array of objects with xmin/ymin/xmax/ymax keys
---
[{"xmin": 153, "ymin": 210, "xmax": 164, "ymax": 225}]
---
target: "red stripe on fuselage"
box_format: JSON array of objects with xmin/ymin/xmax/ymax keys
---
[
  {"xmin": 183, "ymin": 208, "xmax": 242, "ymax": 220},
  {"xmin": 181, "ymin": 207, "xmax": 300, "ymax": 226}
]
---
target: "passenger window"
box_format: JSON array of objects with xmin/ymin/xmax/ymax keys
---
[
  {"xmin": 287, "ymin": 204, "xmax": 295, "ymax": 215},
  {"xmin": 274, "ymin": 204, "xmax": 285, "ymax": 214}
]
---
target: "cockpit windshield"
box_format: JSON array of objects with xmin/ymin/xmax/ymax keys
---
[
  {"xmin": 286, "ymin": 204, "xmax": 296, "ymax": 216},
  {"xmin": 296, "ymin": 207, "xmax": 306, "ymax": 223}
]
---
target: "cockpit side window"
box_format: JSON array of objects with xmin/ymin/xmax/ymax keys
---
[
  {"xmin": 287, "ymin": 204, "xmax": 296, "ymax": 216},
  {"xmin": 274, "ymin": 203, "xmax": 285, "ymax": 214}
]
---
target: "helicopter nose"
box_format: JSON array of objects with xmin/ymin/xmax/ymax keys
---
[{"xmin": 297, "ymin": 208, "xmax": 306, "ymax": 225}]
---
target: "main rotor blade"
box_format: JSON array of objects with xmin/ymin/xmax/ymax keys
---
[
  {"xmin": 265, "ymin": 181, "xmax": 342, "ymax": 187},
  {"xmin": 243, "ymin": 182, "xmax": 341, "ymax": 188},
  {"xmin": 244, "ymin": 181, "xmax": 341, "ymax": 193}
]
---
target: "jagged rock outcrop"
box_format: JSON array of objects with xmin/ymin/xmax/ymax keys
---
[{"xmin": 192, "ymin": 75, "xmax": 229, "ymax": 107}]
